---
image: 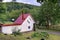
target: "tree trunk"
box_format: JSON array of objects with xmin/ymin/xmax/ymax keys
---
[
  {"xmin": 46, "ymin": 16, "xmax": 50, "ymax": 29},
  {"xmin": 46, "ymin": 20, "xmax": 49, "ymax": 29}
]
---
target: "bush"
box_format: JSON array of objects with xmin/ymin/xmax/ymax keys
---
[
  {"xmin": 12, "ymin": 30, "xmax": 22, "ymax": 36},
  {"xmin": 31, "ymin": 32, "xmax": 49, "ymax": 40},
  {"xmin": 31, "ymin": 32, "xmax": 40, "ymax": 38},
  {"xmin": 40, "ymin": 32, "xmax": 49, "ymax": 39}
]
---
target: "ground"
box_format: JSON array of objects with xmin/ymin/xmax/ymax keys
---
[
  {"xmin": 37, "ymin": 29, "xmax": 60, "ymax": 35},
  {"xmin": 0, "ymin": 30, "xmax": 60, "ymax": 40},
  {"xmin": 49, "ymin": 34, "xmax": 60, "ymax": 40}
]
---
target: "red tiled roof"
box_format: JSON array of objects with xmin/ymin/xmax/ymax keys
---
[
  {"xmin": 14, "ymin": 13, "xmax": 30, "ymax": 24},
  {"xmin": 2, "ymin": 13, "xmax": 30, "ymax": 26}
]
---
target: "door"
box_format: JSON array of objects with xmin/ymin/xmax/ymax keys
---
[
  {"xmin": 33, "ymin": 23, "xmax": 36, "ymax": 31},
  {"xmin": 0, "ymin": 26, "xmax": 2, "ymax": 32}
]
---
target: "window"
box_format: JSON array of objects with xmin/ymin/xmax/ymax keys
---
[
  {"xmin": 27, "ymin": 20, "xmax": 30, "ymax": 23},
  {"xmin": 29, "ymin": 18, "xmax": 31, "ymax": 21},
  {"xmin": 28, "ymin": 26, "xmax": 30, "ymax": 29},
  {"xmin": 0, "ymin": 26, "xmax": 1, "ymax": 32}
]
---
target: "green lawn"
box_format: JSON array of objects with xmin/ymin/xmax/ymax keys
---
[
  {"xmin": 49, "ymin": 34, "xmax": 60, "ymax": 40},
  {"xmin": 0, "ymin": 32, "xmax": 60, "ymax": 40}
]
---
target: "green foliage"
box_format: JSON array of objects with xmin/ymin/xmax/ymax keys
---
[
  {"xmin": 31, "ymin": 32, "xmax": 49, "ymax": 40},
  {"xmin": 37, "ymin": 0, "xmax": 58, "ymax": 3},
  {"xmin": 31, "ymin": 32, "xmax": 40, "ymax": 38},
  {"xmin": 21, "ymin": 8, "xmax": 30, "ymax": 13},
  {"xmin": 9, "ymin": 10, "xmax": 21, "ymax": 19},
  {"xmin": 30, "ymin": 7, "xmax": 40, "ymax": 21},
  {"xmin": 38, "ymin": 0, "xmax": 60, "ymax": 27},
  {"xmin": 12, "ymin": 30, "xmax": 22, "ymax": 36},
  {"xmin": 40, "ymin": 32, "xmax": 49, "ymax": 38},
  {"xmin": 0, "ymin": 2, "xmax": 39, "ymax": 24},
  {"xmin": 0, "ymin": 3, "xmax": 6, "ymax": 13}
]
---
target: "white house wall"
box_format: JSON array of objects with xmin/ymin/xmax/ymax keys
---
[
  {"xmin": 20, "ymin": 15, "xmax": 34, "ymax": 32},
  {"xmin": 2, "ymin": 26, "xmax": 12, "ymax": 34},
  {"xmin": 2, "ymin": 25, "xmax": 21, "ymax": 34},
  {"xmin": 11, "ymin": 25, "xmax": 21, "ymax": 32}
]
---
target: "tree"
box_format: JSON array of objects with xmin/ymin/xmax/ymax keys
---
[
  {"xmin": 37, "ymin": 0, "xmax": 58, "ymax": 3},
  {"xmin": 21, "ymin": 8, "xmax": 30, "ymax": 13},
  {"xmin": 0, "ymin": 3, "xmax": 6, "ymax": 13},
  {"xmin": 37, "ymin": 0, "xmax": 60, "ymax": 28}
]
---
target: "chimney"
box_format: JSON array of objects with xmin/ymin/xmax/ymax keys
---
[{"xmin": 22, "ymin": 11, "xmax": 25, "ymax": 20}]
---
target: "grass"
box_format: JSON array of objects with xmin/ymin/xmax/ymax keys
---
[
  {"xmin": 0, "ymin": 32, "xmax": 40, "ymax": 40},
  {"xmin": 0, "ymin": 32, "xmax": 60, "ymax": 40},
  {"xmin": 49, "ymin": 34, "xmax": 60, "ymax": 40}
]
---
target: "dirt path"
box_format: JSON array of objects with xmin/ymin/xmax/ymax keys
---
[{"xmin": 37, "ymin": 29, "xmax": 60, "ymax": 35}]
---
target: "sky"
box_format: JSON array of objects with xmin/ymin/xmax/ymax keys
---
[{"xmin": 3, "ymin": 0, "xmax": 41, "ymax": 6}]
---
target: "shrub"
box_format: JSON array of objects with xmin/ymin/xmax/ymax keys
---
[
  {"xmin": 12, "ymin": 30, "xmax": 22, "ymax": 36},
  {"xmin": 31, "ymin": 32, "xmax": 49, "ymax": 40},
  {"xmin": 40, "ymin": 32, "xmax": 49, "ymax": 39},
  {"xmin": 31, "ymin": 32, "xmax": 40, "ymax": 38}
]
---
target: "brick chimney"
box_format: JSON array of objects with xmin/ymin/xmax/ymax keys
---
[{"xmin": 22, "ymin": 11, "xmax": 25, "ymax": 20}]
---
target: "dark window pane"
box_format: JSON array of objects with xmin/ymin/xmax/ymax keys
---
[
  {"xmin": 27, "ymin": 20, "xmax": 30, "ymax": 23},
  {"xmin": 28, "ymin": 26, "xmax": 30, "ymax": 29}
]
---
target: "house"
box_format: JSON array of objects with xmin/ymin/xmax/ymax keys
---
[
  {"xmin": 2, "ymin": 0, "xmax": 40, "ymax": 6},
  {"xmin": 0, "ymin": 13, "xmax": 35, "ymax": 34}
]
